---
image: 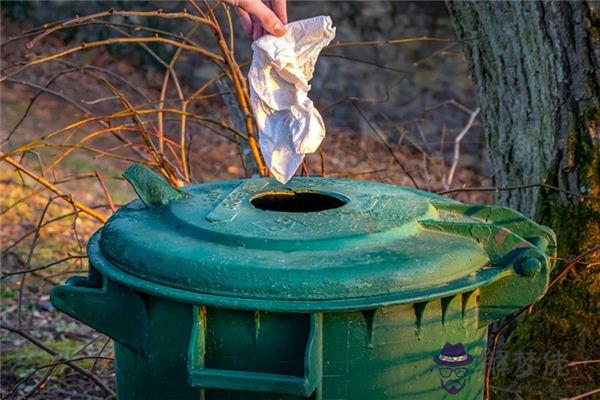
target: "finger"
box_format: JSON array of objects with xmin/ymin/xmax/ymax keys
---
[
  {"xmin": 235, "ymin": 7, "xmax": 253, "ymax": 36},
  {"xmin": 238, "ymin": 0, "xmax": 286, "ymax": 37},
  {"xmin": 272, "ymin": 0, "xmax": 287, "ymax": 24},
  {"xmin": 252, "ymin": 16, "xmax": 263, "ymax": 40}
]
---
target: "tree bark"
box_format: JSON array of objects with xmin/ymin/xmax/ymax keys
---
[
  {"xmin": 448, "ymin": 0, "xmax": 599, "ymax": 220},
  {"xmin": 447, "ymin": 1, "xmax": 599, "ymax": 398}
]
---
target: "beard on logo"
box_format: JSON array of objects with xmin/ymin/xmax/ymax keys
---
[{"xmin": 441, "ymin": 378, "xmax": 466, "ymax": 395}]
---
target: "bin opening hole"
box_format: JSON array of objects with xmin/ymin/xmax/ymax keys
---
[{"xmin": 250, "ymin": 191, "xmax": 347, "ymax": 212}]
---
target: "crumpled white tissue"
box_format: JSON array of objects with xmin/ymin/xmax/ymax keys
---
[{"xmin": 248, "ymin": 16, "xmax": 335, "ymax": 183}]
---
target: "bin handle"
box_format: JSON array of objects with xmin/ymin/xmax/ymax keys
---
[
  {"xmin": 187, "ymin": 308, "xmax": 322, "ymax": 397},
  {"xmin": 477, "ymin": 246, "xmax": 551, "ymax": 327},
  {"xmin": 51, "ymin": 274, "xmax": 148, "ymax": 352}
]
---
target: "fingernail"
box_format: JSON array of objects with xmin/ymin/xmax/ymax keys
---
[{"xmin": 274, "ymin": 22, "xmax": 286, "ymax": 36}]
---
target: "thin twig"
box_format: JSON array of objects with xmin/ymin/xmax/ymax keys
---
[
  {"xmin": 424, "ymin": 98, "xmax": 475, "ymax": 115},
  {"xmin": 381, "ymin": 113, "xmax": 436, "ymax": 162},
  {"xmin": 320, "ymin": 77, "xmax": 406, "ymax": 114},
  {"xmin": 1, "ymin": 154, "xmax": 107, "ymax": 222},
  {"xmin": 94, "ymin": 170, "xmax": 116, "ymax": 212},
  {"xmin": 561, "ymin": 388, "xmax": 600, "ymax": 400},
  {"xmin": 319, "ymin": 147, "xmax": 327, "ymax": 177},
  {"xmin": 46, "ymin": 125, "xmax": 137, "ymax": 171},
  {"xmin": 189, "ymin": 0, "xmax": 265, "ymax": 175},
  {"xmin": 2, "ymin": 255, "xmax": 86, "ymax": 280},
  {"xmin": 16, "ymin": 196, "xmax": 56, "ymax": 327},
  {"xmin": 2, "ymin": 73, "xmax": 90, "ymax": 143},
  {"xmin": 568, "ymin": 359, "xmax": 600, "ymax": 367},
  {"xmin": 445, "ymin": 107, "xmax": 480, "ymax": 188},
  {"xmin": 26, "ymin": 9, "xmax": 216, "ymax": 48},
  {"xmin": 324, "ymin": 36, "xmax": 453, "ymax": 50},
  {"xmin": 328, "ymin": 168, "xmax": 388, "ymax": 178},
  {"xmin": 412, "ymin": 41, "xmax": 459, "ymax": 68},
  {"xmin": 4, "ymin": 108, "xmax": 248, "ymax": 160},
  {"xmin": 53, "ymin": 60, "xmax": 151, "ymax": 101},
  {"xmin": 1, "ymin": 37, "xmax": 224, "ymax": 82},
  {"xmin": 322, "ymin": 53, "xmax": 412, "ymax": 74},
  {"xmin": 1, "ymin": 18, "xmax": 205, "ymax": 52},
  {"xmin": 437, "ymin": 183, "xmax": 600, "ymax": 201},
  {"xmin": 0, "ymin": 323, "xmax": 116, "ymax": 398},
  {"xmin": 549, "ymin": 246, "xmax": 600, "ymax": 289},
  {"xmin": 91, "ymin": 337, "xmax": 112, "ymax": 373},
  {"xmin": 158, "ymin": 25, "xmax": 198, "ymax": 180},
  {"xmin": 81, "ymin": 96, "xmax": 119, "ymax": 105},
  {"xmin": 19, "ymin": 359, "xmax": 57, "ymax": 400},
  {"xmin": 351, "ymin": 101, "xmax": 420, "ymax": 188}
]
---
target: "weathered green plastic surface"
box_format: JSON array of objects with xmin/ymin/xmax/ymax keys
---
[
  {"xmin": 50, "ymin": 165, "xmax": 557, "ymax": 399},
  {"xmin": 54, "ymin": 277, "xmax": 490, "ymax": 399},
  {"xmin": 97, "ymin": 167, "xmax": 555, "ymax": 312}
]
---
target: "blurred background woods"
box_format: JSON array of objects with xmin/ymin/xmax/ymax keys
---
[{"xmin": 0, "ymin": 1, "xmax": 598, "ymax": 399}]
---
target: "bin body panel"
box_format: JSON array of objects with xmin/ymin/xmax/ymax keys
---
[
  {"xmin": 320, "ymin": 298, "xmax": 486, "ymax": 400},
  {"xmin": 112, "ymin": 296, "xmax": 197, "ymax": 400},
  {"xmin": 99, "ymin": 282, "xmax": 486, "ymax": 400},
  {"xmin": 50, "ymin": 174, "xmax": 556, "ymax": 399},
  {"xmin": 204, "ymin": 308, "xmax": 310, "ymax": 377}
]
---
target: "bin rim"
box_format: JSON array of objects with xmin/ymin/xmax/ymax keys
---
[
  {"xmin": 90, "ymin": 175, "xmax": 556, "ymax": 312},
  {"xmin": 88, "ymin": 230, "xmax": 524, "ymax": 312}
]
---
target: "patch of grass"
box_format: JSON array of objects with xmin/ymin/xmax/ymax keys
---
[
  {"xmin": 0, "ymin": 287, "xmax": 17, "ymax": 300},
  {"xmin": 2, "ymin": 338, "xmax": 93, "ymax": 379},
  {"xmin": 0, "ymin": 287, "xmax": 18, "ymax": 313}
]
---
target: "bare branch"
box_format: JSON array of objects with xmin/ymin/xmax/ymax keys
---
[
  {"xmin": 445, "ymin": 107, "xmax": 480, "ymax": 188},
  {"xmin": 560, "ymin": 388, "xmax": 600, "ymax": 400},
  {"xmin": 352, "ymin": 101, "xmax": 420, "ymax": 188},
  {"xmin": 0, "ymin": 323, "xmax": 115, "ymax": 398},
  {"xmin": 95, "ymin": 170, "xmax": 116, "ymax": 212},
  {"xmin": 1, "ymin": 37, "xmax": 224, "ymax": 82},
  {"xmin": 324, "ymin": 36, "xmax": 454, "ymax": 50},
  {"xmin": 26, "ymin": 9, "xmax": 216, "ymax": 48},
  {"xmin": 1, "ymin": 154, "xmax": 108, "ymax": 223},
  {"xmin": 2, "ymin": 255, "xmax": 87, "ymax": 280},
  {"xmin": 437, "ymin": 183, "xmax": 600, "ymax": 201}
]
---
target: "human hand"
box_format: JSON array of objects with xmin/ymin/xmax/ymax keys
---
[{"xmin": 223, "ymin": 0, "xmax": 287, "ymax": 40}]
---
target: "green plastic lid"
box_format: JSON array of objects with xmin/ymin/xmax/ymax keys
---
[{"xmin": 91, "ymin": 166, "xmax": 555, "ymax": 311}]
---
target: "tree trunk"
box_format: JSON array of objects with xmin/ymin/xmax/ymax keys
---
[{"xmin": 447, "ymin": 1, "xmax": 599, "ymax": 398}]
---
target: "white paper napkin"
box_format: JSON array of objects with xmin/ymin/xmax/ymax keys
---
[{"xmin": 248, "ymin": 16, "xmax": 335, "ymax": 183}]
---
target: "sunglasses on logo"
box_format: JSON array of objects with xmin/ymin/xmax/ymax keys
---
[{"xmin": 438, "ymin": 367, "xmax": 468, "ymax": 378}]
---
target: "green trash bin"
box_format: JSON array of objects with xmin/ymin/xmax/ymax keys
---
[{"xmin": 51, "ymin": 165, "xmax": 556, "ymax": 399}]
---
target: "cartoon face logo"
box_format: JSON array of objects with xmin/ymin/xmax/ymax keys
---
[{"xmin": 433, "ymin": 342, "xmax": 473, "ymax": 395}]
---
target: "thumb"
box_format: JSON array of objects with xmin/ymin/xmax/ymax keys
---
[{"xmin": 237, "ymin": 0, "xmax": 286, "ymax": 37}]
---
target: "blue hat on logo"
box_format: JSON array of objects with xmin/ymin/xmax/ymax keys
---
[{"xmin": 434, "ymin": 342, "xmax": 473, "ymax": 367}]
